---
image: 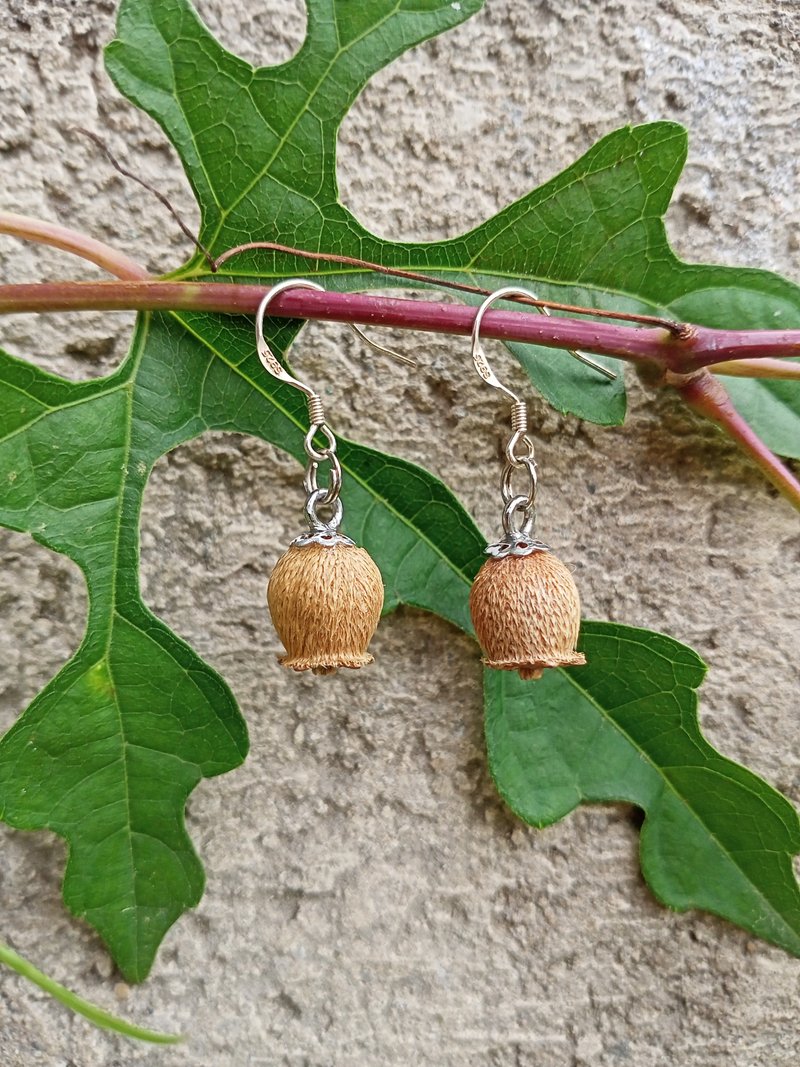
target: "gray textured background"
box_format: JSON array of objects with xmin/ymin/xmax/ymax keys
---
[{"xmin": 0, "ymin": 1, "xmax": 799, "ymax": 1064}]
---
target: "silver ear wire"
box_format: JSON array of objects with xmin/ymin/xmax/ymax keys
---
[
  {"xmin": 255, "ymin": 279, "xmax": 341, "ymax": 534},
  {"xmin": 254, "ymin": 279, "xmax": 413, "ymax": 539},
  {"xmin": 470, "ymin": 285, "xmax": 617, "ymax": 387},
  {"xmin": 255, "ymin": 278, "xmax": 327, "ymax": 402},
  {"xmin": 255, "ymin": 279, "xmax": 415, "ymax": 397},
  {"xmin": 471, "ymin": 284, "xmax": 614, "ymax": 544},
  {"xmin": 348, "ymin": 323, "xmax": 416, "ymax": 367}
]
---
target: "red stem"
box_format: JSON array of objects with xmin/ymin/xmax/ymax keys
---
[
  {"xmin": 668, "ymin": 370, "xmax": 800, "ymax": 507},
  {"xmin": 2, "ymin": 215, "xmax": 797, "ymax": 508},
  {"xmin": 3, "ymin": 279, "xmax": 800, "ymax": 373},
  {"xmin": 0, "ymin": 276, "xmax": 797, "ymax": 508}
]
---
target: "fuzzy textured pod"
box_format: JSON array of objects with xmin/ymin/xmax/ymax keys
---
[
  {"xmin": 469, "ymin": 547, "xmax": 586, "ymax": 680},
  {"xmin": 267, "ymin": 541, "xmax": 384, "ymax": 674}
]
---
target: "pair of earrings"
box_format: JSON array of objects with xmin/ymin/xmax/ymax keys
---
[{"xmin": 256, "ymin": 281, "xmax": 608, "ymax": 680}]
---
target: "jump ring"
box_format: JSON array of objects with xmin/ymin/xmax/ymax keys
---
[
  {"xmin": 304, "ymin": 454, "xmax": 342, "ymax": 505},
  {"xmin": 500, "ymin": 457, "xmax": 537, "ymax": 508},
  {"xmin": 305, "ymin": 488, "xmax": 344, "ymax": 532},
  {"xmin": 502, "ymin": 495, "xmax": 535, "ymax": 538}
]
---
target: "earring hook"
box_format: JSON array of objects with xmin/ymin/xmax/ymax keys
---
[
  {"xmin": 255, "ymin": 279, "xmax": 415, "ymax": 393},
  {"xmin": 255, "ymin": 279, "xmax": 414, "ymax": 536},
  {"xmin": 255, "ymin": 279, "xmax": 325, "ymax": 399},
  {"xmin": 470, "ymin": 286, "xmax": 617, "ymax": 395}
]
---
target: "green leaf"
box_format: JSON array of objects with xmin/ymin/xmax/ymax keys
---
[
  {"xmin": 723, "ymin": 371, "xmax": 800, "ymax": 459},
  {"xmin": 1, "ymin": 0, "xmax": 799, "ymax": 980},
  {"xmin": 0, "ymin": 329, "xmax": 249, "ymax": 981},
  {"xmin": 666, "ymin": 288, "xmax": 800, "ymax": 458},
  {"xmin": 0, "ymin": 294, "xmax": 491, "ymax": 981},
  {"xmin": 103, "ymin": 0, "xmax": 627, "ymax": 427},
  {"xmin": 106, "ymin": 0, "xmax": 800, "ymax": 437},
  {"xmin": 485, "ymin": 624, "xmax": 800, "ymax": 956}
]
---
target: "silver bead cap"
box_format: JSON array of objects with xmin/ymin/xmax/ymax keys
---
[
  {"xmin": 484, "ymin": 534, "xmax": 550, "ymax": 558},
  {"xmin": 291, "ymin": 528, "xmax": 356, "ymax": 548}
]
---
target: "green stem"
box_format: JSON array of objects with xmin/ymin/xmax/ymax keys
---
[{"xmin": 0, "ymin": 939, "xmax": 181, "ymax": 1044}]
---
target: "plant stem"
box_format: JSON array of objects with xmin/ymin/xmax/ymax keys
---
[
  {"xmin": 211, "ymin": 240, "xmax": 682, "ymax": 330},
  {"xmin": 712, "ymin": 357, "xmax": 800, "ymax": 380},
  {"xmin": 0, "ymin": 211, "xmax": 151, "ymax": 281},
  {"xmin": 668, "ymin": 369, "xmax": 800, "ymax": 508},
  {"xmin": 72, "ymin": 128, "xmax": 215, "ymax": 269},
  {"xmin": 2, "ymin": 279, "xmax": 800, "ymax": 373},
  {"xmin": 0, "ymin": 940, "xmax": 180, "ymax": 1044},
  {"xmin": 2, "ymin": 212, "xmax": 798, "ymax": 371},
  {"xmin": 0, "ymin": 278, "xmax": 796, "ymax": 507}
]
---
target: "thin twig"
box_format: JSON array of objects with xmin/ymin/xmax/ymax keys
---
[
  {"xmin": 212, "ymin": 240, "xmax": 685, "ymax": 334},
  {"xmin": 60, "ymin": 126, "xmax": 692, "ymax": 336},
  {"xmin": 72, "ymin": 128, "xmax": 216, "ymax": 270},
  {"xmin": 711, "ymin": 358, "xmax": 800, "ymax": 381},
  {"xmin": 58, "ymin": 128, "xmax": 687, "ymax": 338}
]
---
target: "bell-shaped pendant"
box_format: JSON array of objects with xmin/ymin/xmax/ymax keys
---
[
  {"xmin": 470, "ymin": 534, "xmax": 585, "ymax": 681},
  {"xmin": 268, "ymin": 527, "xmax": 383, "ymax": 676}
]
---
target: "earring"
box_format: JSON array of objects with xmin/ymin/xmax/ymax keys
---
[
  {"xmin": 255, "ymin": 279, "xmax": 389, "ymax": 675},
  {"xmin": 467, "ymin": 286, "xmax": 593, "ymax": 681}
]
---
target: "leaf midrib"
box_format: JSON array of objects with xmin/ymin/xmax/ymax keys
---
[{"xmin": 90, "ymin": 315, "xmax": 148, "ymax": 973}]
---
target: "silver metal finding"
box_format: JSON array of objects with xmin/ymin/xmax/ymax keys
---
[
  {"xmin": 255, "ymin": 280, "xmax": 340, "ymax": 535},
  {"xmin": 470, "ymin": 285, "xmax": 617, "ymax": 385},
  {"xmin": 349, "ymin": 324, "xmax": 416, "ymax": 367},
  {"xmin": 255, "ymin": 279, "xmax": 327, "ymax": 398},
  {"xmin": 303, "ymin": 423, "xmax": 337, "ymax": 464},
  {"xmin": 303, "ymin": 454, "xmax": 342, "ymax": 505},
  {"xmin": 470, "ymin": 289, "xmax": 543, "ymax": 540},
  {"xmin": 255, "ymin": 278, "xmax": 412, "ymax": 539},
  {"xmin": 470, "ymin": 284, "xmax": 614, "ymax": 543},
  {"xmin": 255, "ymin": 278, "xmax": 415, "ymax": 385},
  {"xmin": 502, "ymin": 497, "xmax": 536, "ymax": 539},
  {"xmin": 501, "ymin": 455, "xmax": 537, "ymax": 510},
  {"xmin": 304, "ymin": 489, "xmax": 344, "ymax": 534},
  {"xmin": 472, "ymin": 285, "xmax": 581, "ymax": 547}
]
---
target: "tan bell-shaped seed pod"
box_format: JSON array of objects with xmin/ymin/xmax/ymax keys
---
[
  {"xmin": 469, "ymin": 547, "xmax": 586, "ymax": 681},
  {"xmin": 267, "ymin": 540, "xmax": 384, "ymax": 675}
]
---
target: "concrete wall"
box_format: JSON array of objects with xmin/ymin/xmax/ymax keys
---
[{"xmin": 0, "ymin": 1, "xmax": 798, "ymax": 1064}]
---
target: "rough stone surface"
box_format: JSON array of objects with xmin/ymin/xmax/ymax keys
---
[{"xmin": 0, "ymin": 1, "xmax": 799, "ymax": 1064}]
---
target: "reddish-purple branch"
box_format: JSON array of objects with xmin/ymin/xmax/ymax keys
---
[
  {"xmin": 2, "ymin": 279, "xmax": 800, "ymax": 374},
  {"xmin": 668, "ymin": 370, "xmax": 800, "ymax": 507},
  {"xmin": 1, "ymin": 215, "xmax": 797, "ymax": 511}
]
